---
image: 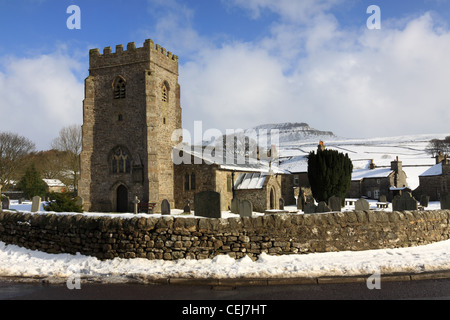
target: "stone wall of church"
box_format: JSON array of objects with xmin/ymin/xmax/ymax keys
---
[
  {"xmin": 2, "ymin": 210, "xmax": 450, "ymax": 261},
  {"xmin": 80, "ymin": 39, "xmax": 181, "ymax": 213}
]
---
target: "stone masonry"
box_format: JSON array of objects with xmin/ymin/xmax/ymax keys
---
[
  {"xmin": 79, "ymin": 39, "xmax": 182, "ymax": 213},
  {"xmin": 1, "ymin": 210, "xmax": 450, "ymax": 261}
]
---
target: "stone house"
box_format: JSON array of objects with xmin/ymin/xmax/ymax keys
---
[
  {"xmin": 278, "ymin": 155, "xmax": 310, "ymax": 206},
  {"xmin": 414, "ymin": 155, "xmax": 450, "ymax": 201},
  {"xmin": 43, "ymin": 179, "xmax": 66, "ymax": 193},
  {"xmin": 173, "ymin": 148, "xmax": 286, "ymax": 212},
  {"xmin": 347, "ymin": 158, "xmax": 407, "ymax": 201}
]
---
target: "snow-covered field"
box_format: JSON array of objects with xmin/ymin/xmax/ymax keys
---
[
  {"xmin": 1, "ymin": 200, "xmax": 449, "ymax": 284},
  {"xmin": 278, "ymin": 132, "xmax": 448, "ymax": 190}
]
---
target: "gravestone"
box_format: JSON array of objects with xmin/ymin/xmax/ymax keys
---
[
  {"xmin": 239, "ymin": 199, "xmax": 253, "ymax": 218},
  {"xmin": 31, "ymin": 196, "xmax": 41, "ymax": 212},
  {"xmin": 303, "ymin": 203, "xmax": 317, "ymax": 214},
  {"xmin": 194, "ymin": 191, "xmax": 221, "ymax": 218},
  {"xmin": 355, "ymin": 198, "xmax": 370, "ymax": 211},
  {"xmin": 1, "ymin": 196, "xmax": 10, "ymax": 210},
  {"xmin": 379, "ymin": 195, "xmax": 387, "ymax": 203},
  {"xmin": 420, "ymin": 195, "xmax": 430, "ymax": 208},
  {"xmin": 317, "ymin": 201, "xmax": 331, "ymax": 213},
  {"xmin": 161, "ymin": 199, "xmax": 170, "ymax": 215},
  {"xmin": 441, "ymin": 193, "xmax": 450, "ymax": 210},
  {"xmin": 279, "ymin": 198, "xmax": 285, "ymax": 210},
  {"xmin": 328, "ymin": 196, "xmax": 341, "ymax": 212},
  {"xmin": 297, "ymin": 189, "xmax": 307, "ymax": 210},
  {"xmin": 231, "ymin": 197, "xmax": 240, "ymax": 214},
  {"xmin": 392, "ymin": 192, "xmax": 418, "ymax": 211},
  {"xmin": 183, "ymin": 204, "xmax": 191, "ymax": 214}
]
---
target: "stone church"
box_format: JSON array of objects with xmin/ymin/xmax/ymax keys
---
[
  {"xmin": 79, "ymin": 40, "xmax": 182, "ymax": 212},
  {"xmin": 79, "ymin": 39, "xmax": 285, "ymax": 213}
]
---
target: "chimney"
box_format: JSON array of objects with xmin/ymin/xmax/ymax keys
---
[
  {"xmin": 436, "ymin": 152, "xmax": 446, "ymax": 164},
  {"xmin": 369, "ymin": 159, "xmax": 375, "ymax": 170},
  {"xmin": 391, "ymin": 156, "xmax": 402, "ymax": 172},
  {"xmin": 318, "ymin": 141, "xmax": 325, "ymax": 152}
]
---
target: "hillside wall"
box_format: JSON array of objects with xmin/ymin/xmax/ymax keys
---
[{"xmin": 1, "ymin": 210, "xmax": 450, "ymax": 261}]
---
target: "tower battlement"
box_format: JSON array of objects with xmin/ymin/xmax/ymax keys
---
[{"xmin": 89, "ymin": 39, "xmax": 178, "ymax": 71}]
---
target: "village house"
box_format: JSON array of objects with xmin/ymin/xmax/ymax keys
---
[
  {"xmin": 347, "ymin": 157, "xmax": 408, "ymax": 201},
  {"xmin": 43, "ymin": 179, "xmax": 67, "ymax": 194},
  {"xmin": 414, "ymin": 154, "xmax": 450, "ymax": 201}
]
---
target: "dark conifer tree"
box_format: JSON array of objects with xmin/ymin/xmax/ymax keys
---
[
  {"xmin": 307, "ymin": 144, "xmax": 353, "ymax": 203},
  {"xmin": 17, "ymin": 164, "xmax": 47, "ymax": 199}
]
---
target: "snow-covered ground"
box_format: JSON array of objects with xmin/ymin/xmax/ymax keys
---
[{"xmin": 1, "ymin": 200, "xmax": 449, "ymax": 284}]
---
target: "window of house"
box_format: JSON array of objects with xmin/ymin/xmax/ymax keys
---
[
  {"xmin": 374, "ymin": 189, "xmax": 380, "ymax": 199},
  {"xmin": 111, "ymin": 147, "xmax": 131, "ymax": 174},
  {"xmin": 293, "ymin": 176, "xmax": 299, "ymax": 187},
  {"xmin": 114, "ymin": 78, "xmax": 126, "ymax": 99}
]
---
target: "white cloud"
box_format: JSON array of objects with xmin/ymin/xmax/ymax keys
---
[
  {"xmin": 223, "ymin": 0, "xmax": 342, "ymax": 23},
  {"xmin": 0, "ymin": 53, "xmax": 84, "ymax": 150},
  {"xmin": 178, "ymin": 3, "xmax": 450, "ymax": 140}
]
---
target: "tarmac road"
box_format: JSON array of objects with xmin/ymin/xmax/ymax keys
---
[{"xmin": 2, "ymin": 276, "xmax": 450, "ymax": 300}]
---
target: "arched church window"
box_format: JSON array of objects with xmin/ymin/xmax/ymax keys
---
[
  {"xmin": 113, "ymin": 77, "xmax": 126, "ymax": 99},
  {"xmin": 111, "ymin": 147, "xmax": 131, "ymax": 174},
  {"xmin": 162, "ymin": 83, "xmax": 169, "ymax": 103}
]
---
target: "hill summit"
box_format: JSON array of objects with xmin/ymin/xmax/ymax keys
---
[{"xmin": 253, "ymin": 122, "xmax": 335, "ymax": 144}]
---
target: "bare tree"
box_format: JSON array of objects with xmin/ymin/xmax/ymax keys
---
[
  {"xmin": 0, "ymin": 132, "xmax": 35, "ymax": 191},
  {"xmin": 426, "ymin": 137, "xmax": 450, "ymax": 157},
  {"xmin": 51, "ymin": 125, "xmax": 82, "ymax": 194}
]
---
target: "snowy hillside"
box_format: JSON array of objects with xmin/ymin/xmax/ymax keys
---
[
  {"xmin": 253, "ymin": 122, "xmax": 335, "ymax": 144},
  {"xmin": 264, "ymin": 124, "xmax": 449, "ymax": 191}
]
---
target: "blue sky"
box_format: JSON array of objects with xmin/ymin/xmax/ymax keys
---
[{"xmin": 1, "ymin": 0, "xmax": 450, "ymax": 150}]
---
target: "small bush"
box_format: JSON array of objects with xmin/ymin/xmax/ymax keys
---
[{"xmin": 44, "ymin": 192, "xmax": 83, "ymax": 213}]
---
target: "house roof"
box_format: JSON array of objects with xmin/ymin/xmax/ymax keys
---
[
  {"xmin": 43, "ymin": 179, "xmax": 66, "ymax": 187},
  {"xmin": 173, "ymin": 147, "xmax": 289, "ymax": 174},
  {"xmin": 234, "ymin": 172, "xmax": 268, "ymax": 190},
  {"xmin": 419, "ymin": 162, "xmax": 442, "ymax": 177},
  {"xmin": 351, "ymin": 168, "xmax": 393, "ymax": 181}
]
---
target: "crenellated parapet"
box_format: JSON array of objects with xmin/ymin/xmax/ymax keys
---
[{"xmin": 89, "ymin": 39, "xmax": 178, "ymax": 72}]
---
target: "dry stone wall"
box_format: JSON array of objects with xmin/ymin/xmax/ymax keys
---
[{"xmin": 1, "ymin": 210, "xmax": 450, "ymax": 261}]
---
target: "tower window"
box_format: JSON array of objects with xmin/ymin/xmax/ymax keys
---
[
  {"xmin": 162, "ymin": 84, "xmax": 168, "ymax": 103},
  {"xmin": 114, "ymin": 78, "xmax": 126, "ymax": 99},
  {"xmin": 111, "ymin": 147, "xmax": 131, "ymax": 174}
]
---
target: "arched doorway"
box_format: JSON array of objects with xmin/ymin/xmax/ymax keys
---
[
  {"xmin": 269, "ymin": 187, "xmax": 275, "ymax": 209},
  {"xmin": 117, "ymin": 185, "xmax": 128, "ymax": 212}
]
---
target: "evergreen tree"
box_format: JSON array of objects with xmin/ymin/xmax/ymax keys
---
[
  {"xmin": 307, "ymin": 146, "xmax": 353, "ymax": 203},
  {"xmin": 17, "ymin": 165, "xmax": 47, "ymax": 199},
  {"xmin": 44, "ymin": 192, "xmax": 83, "ymax": 213}
]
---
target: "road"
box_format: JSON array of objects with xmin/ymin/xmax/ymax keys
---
[{"xmin": 1, "ymin": 278, "xmax": 450, "ymax": 300}]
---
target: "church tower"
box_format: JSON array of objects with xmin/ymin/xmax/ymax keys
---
[{"xmin": 79, "ymin": 39, "xmax": 182, "ymax": 212}]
